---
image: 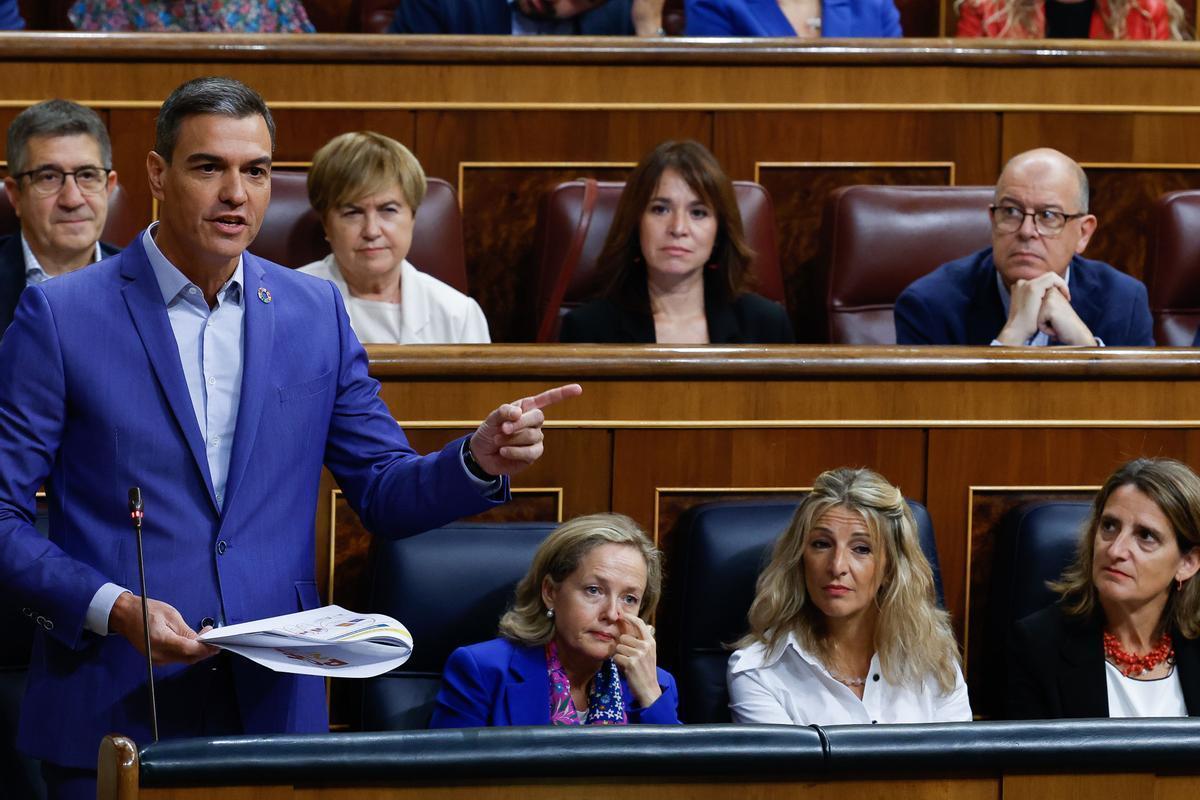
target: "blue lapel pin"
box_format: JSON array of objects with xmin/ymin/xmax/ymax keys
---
[{"xmin": 257, "ymin": 287, "xmax": 272, "ymax": 304}]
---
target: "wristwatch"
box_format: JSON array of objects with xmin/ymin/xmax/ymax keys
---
[{"xmin": 462, "ymin": 440, "xmax": 497, "ymax": 481}]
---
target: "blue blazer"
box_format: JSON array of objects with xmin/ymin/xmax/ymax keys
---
[
  {"xmin": 894, "ymin": 247, "xmax": 1155, "ymax": 346},
  {"xmin": 0, "ymin": 0, "xmax": 22, "ymax": 29},
  {"xmin": 0, "ymin": 234, "xmax": 120, "ymax": 339},
  {"xmin": 0, "ymin": 233, "xmax": 503, "ymax": 768},
  {"xmin": 391, "ymin": 0, "xmax": 635, "ymax": 35},
  {"xmin": 685, "ymin": 0, "xmax": 902, "ymax": 37},
  {"xmin": 429, "ymin": 637, "xmax": 681, "ymax": 727}
]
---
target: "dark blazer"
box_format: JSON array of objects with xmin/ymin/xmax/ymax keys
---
[
  {"xmin": 0, "ymin": 234, "xmax": 120, "ymax": 338},
  {"xmin": 686, "ymin": 0, "xmax": 902, "ymax": 37},
  {"xmin": 560, "ymin": 291, "xmax": 795, "ymax": 343},
  {"xmin": 391, "ymin": 0, "xmax": 635, "ymax": 34},
  {"xmin": 1005, "ymin": 604, "xmax": 1200, "ymax": 719},
  {"xmin": 429, "ymin": 637, "xmax": 681, "ymax": 727},
  {"xmin": 894, "ymin": 247, "xmax": 1155, "ymax": 346},
  {"xmin": 0, "ymin": 0, "xmax": 21, "ymax": 29}
]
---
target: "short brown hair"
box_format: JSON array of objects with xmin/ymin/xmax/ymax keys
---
[
  {"xmin": 499, "ymin": 513, "xmax": 663, "ymax": 647},
  {"xmin": 596, "ymin": 140, "xmax": 754, "ymax": 312},
  {"xmin": 306, "ymin": 131, "xmax": 426, "ymax": 217},
  {"xmin": 1053, "ymin": 458, "xmax": 1200, "ymax": 638}
]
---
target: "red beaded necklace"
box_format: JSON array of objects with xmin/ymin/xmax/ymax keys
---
[{"xmin": 1102, "ymin": 631, "xmax": 1175, "ymax": 678}]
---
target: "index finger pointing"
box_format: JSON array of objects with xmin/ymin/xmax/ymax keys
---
[{"xmin": 518, "ymin": 383, "xmax": 582, "ymax": 413}]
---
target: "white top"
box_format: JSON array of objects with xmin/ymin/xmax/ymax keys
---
[
  {"xmin": 1105, "ymin": 662, "xmax": 1188, "ymax": 718},
  {"xmin": 298, "ymin": 255, "xmax": 490, "ymax": 345},
  {"xmin": 727, "ymin": 631, "xmax": 972, "ymax": 726}
]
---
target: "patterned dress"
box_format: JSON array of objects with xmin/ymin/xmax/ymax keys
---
[{"xmin": 70, "ymin": 0, "xmax": 315, "ymax": 32}]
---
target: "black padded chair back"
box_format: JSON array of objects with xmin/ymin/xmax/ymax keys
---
[
  {"xmin": 662, "ymin": 498, "xmax": 940, "ymax": 724},
  {"xmin": 979, "ymin": 501, "xmax": 1088, "ymax": 717},
  {"xmin": 361, "ymin": 521, "xmax": 556, "ymax": 730}
]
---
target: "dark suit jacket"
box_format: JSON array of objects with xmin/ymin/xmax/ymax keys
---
[
  {"xmin": 1005, "ymin": 604, "xmax": 1200, "ymax": 719},
  {"xmin": 894, "ymin": 247, "xmax": 1155, "ymax": 346},
  {"xmin": 686, "ymin": 0, "xmax": 902, "ymax": 37},
  {"xmin": 559, "ymin": 291, "xmax": 795, "ymax": 344},
  {"xmin": 0, "ymin": 234, "xmax": 120, "ymax": 338},
  {"xmin": 429, "ymin": 637, "xmax": 680, "ymax": 727},
  {"xmin": 391, "ymin": 0, "xmax": 635, "ymax": 34}
]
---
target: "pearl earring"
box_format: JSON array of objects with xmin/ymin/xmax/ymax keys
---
[{"xmin": 546, "ymin": 608, "xmax": 555, "ymax": 619}]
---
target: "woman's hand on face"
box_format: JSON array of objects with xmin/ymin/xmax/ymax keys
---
[{"xmin": 613, "ymin": 614, "xmax": 662, "ymax": 708}]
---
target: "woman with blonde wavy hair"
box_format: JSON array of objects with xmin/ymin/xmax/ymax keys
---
[
  {"xmin": 1007, "ymin": 458, "xmax": 1200, "ymax": 719},
  {"xmin": 954, "ymin": 0, "xmax": 1187, "ymax": 40},
  {"xmin": 728, "ymin": 467, "xmax": 970, "ymax": 725},
  {"xmin": 430, "ymin": 513, "xmax": 680, "ymax": 728}
]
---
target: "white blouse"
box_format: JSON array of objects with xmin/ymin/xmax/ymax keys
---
[
  {"xmin": 298, "ymin": 255, "xmax": 490, "ymax": 344},
  {"xmin": 727, "ymin": 631, "xmax": 972, "ymax": 725},
  {"xmin": 1105, "ymin": 662, "xmax": 1187, "ymax": 718}
]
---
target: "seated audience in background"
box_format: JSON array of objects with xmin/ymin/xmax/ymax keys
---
[
  {"xmin": 430, "ymin": 513, "xmax": 680, "ymax": 727},
  {"xmin": 955, "ymin": 0, "xmax": 1185, "ymax": 38},
  {"xmin": 895, "ymin": 148, "xmax": 1153, "ymax": 346},
  {"xmin": 298, "ymin": 132, "xmax": 489, "ymax": 344},
  {"xmin": 392, "ymin": 0, "xmax": 666, "ymax": 35},
  {"xmin": 1007, "ymin": 458, "xmax": 1200, "ymax": 719},
  {"xmin": 560, "ymin": 140, "xmax": 794, "ymax": 344},
  {"xmin": 686, "ymin": 0, "xmax": 902, "ymax": 37},
  {"xmin": 2, "ymin": 100, "xmax": 119, "ymax": 337},
  {"xmin": 0, "ymin": 0, "xmax": 23, "ymax": 29},
  {"xmin": 69, "ymin": 0, "xmax": 315, "ymax": 31},
  {"xmin": 728, "ymin": 468, "xmax": 971, "ymax": 725}
]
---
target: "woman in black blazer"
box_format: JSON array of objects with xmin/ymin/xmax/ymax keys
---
[
  {"xmin": 1007, "ymin": 458, "xmax": 1200, "ymax": 719},
  {"xmin": 559, "ymin": 140, "xmax": 793, "ymax": 345}
]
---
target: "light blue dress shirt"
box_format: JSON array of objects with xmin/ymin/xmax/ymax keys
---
[{"xmin": 85, "ymin": 224, "xmax": 246, "ymax": 634}]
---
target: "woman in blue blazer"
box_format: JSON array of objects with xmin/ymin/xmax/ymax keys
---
[
  {"xmin": 430, "ymin": 514, "xmax": 680, "ymax": 727},
  {"xmin": 686, "ymin": 0, "xmax": 902, "ymax": 37}
]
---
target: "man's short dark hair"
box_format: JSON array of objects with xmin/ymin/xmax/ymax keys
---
[
  {"xmin": 155, "ymin": 76, "xmax": 276, "ymax": 163},
  {"xmin": 6, "ymin": 99, "xmax": 112, "ymax": 175}
]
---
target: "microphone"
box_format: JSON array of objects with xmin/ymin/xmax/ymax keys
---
[{"xmin": 128, "ymin": 487, "xmax": 159, "ymax": 742}]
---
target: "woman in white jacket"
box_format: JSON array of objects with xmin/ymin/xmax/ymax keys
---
[{"xmin": 300, "ymin": 131, "xmax": 489, "ymax": 344}]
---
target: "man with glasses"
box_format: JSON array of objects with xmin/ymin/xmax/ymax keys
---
[
  {"xmin": 895, "ymin": 148, "xmax": 1153, "ymax": 346},
  {"xmin": 2, "ymin": 100, "xmax": 119, "ymax": 336}
]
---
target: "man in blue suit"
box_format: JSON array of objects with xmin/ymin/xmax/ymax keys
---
[
  {"xmin": 391, "ymin": 0, "xmax": 664, "ymax": 35},
  {"xmin": 895, "ymin": 148, "xmax": 1153, "ymax": 347},
  {"xmin": 0, "ymin": 77, "xmax": 579, "ymax": 800},
  {"xmin": 2, "ymin": 100, "xmax": 121, "ymax": 338}
]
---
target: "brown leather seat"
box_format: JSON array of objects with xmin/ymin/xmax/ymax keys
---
[
  {"xmin": 1146, "ymin": 190, "xmax": 1200, "ymax": 346},
  {"xmin": 815, "ymin": 185, "xmax": 995, "ymax": 344},
  {"xmin": 0, "ymin": 182, "xmax": 141, "ymax": 248},
  {"xmin": 532, "ymin": 179, "xmax": 785, "ymax": 343},
  {"xmin": 250, "ymin": 171, "xmax": 468, "ymax": 293}
]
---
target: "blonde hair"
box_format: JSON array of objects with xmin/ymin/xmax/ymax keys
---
[
  {"xmin": 1052, "ymin": 458, "xmax": 1200, "ymax": 638},
  {"xmin": 306, "ymin": 131, "xmax": 427, "ymax": 217},
  {"xmin": 954, "ymin": 0, "xmax": 1188, "ymax": 39},
  {"xmin": 499, "ymin": 513, "xmax": 663, "ymax": 646},
  {"xmin": 738, "ymin": 468, "xmax": 960, "ymax": 694}
]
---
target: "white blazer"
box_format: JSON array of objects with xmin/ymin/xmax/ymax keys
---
[{"xmin": 298, "ymin": 255, "xmax": 490, "ymax": 344}]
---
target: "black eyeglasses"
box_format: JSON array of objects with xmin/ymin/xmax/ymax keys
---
[
  {"xmin": 15, "ymin": 166, "xmax": 111, "ymax": 196},
  {"xmin": 989, "ymin": 204, "xmax": 1087, "ymax": 237}
]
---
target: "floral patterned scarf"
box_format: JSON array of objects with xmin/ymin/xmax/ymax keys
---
[{"xmin": 546, "ymin": 640, "xmax": 627, "ymax": 726}]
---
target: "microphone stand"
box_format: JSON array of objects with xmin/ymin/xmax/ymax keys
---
[{"xmin": 128, "ymin": 487, "xmax": 159, "ymax": 742}]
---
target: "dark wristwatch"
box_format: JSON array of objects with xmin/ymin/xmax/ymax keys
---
[{"xmin": 462, "ymin": 440, "xmax": 497, "ymax": 481}]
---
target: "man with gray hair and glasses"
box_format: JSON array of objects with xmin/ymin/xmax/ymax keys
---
[
  {"xmin": 895, "ymin": 147, "xmax": 1153, "ymax": 346},
  {"xmin": 1, "ymin": 99, "xmax": 119, "ymax": 336}
]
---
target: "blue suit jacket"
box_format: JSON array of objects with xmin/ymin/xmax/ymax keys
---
[
  {"xmin": 429, "ymin": 637, "xmax": 681, "ymax": 727},
  {"xmin": 894, "ymin": 247, "xmax": 1155, "ymax": 346},
  {"xmin": 685, "ymin": 0, "xmax": 902, "ymax": 36},
  {"xmin": 0, "ymin": 0, "xmax": 22, "ymax": 29},
  {"xmin": 0, "ymin": 234, "xmax": 121, "ymax": 339},
  {"xmin": 391, "ymin": 0, "xmax": 635, "ymax": 34},
  {"xmin": 0, "ymin": 233, "xmax": 503, "ymax": 767}
]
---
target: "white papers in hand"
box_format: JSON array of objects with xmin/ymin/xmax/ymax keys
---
[{"xmin": 198, "ymin": 605, "xmax": 413, "ymax": 678}]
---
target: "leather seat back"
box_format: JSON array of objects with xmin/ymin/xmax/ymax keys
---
[{"xmin": 1146, "ymin": 190, "xmax": 1200, "ymax": 346}]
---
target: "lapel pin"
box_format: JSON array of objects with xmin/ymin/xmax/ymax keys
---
[{"xmin": 257, "ymin": 287, "xmax": 272, "ymax": 304}]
